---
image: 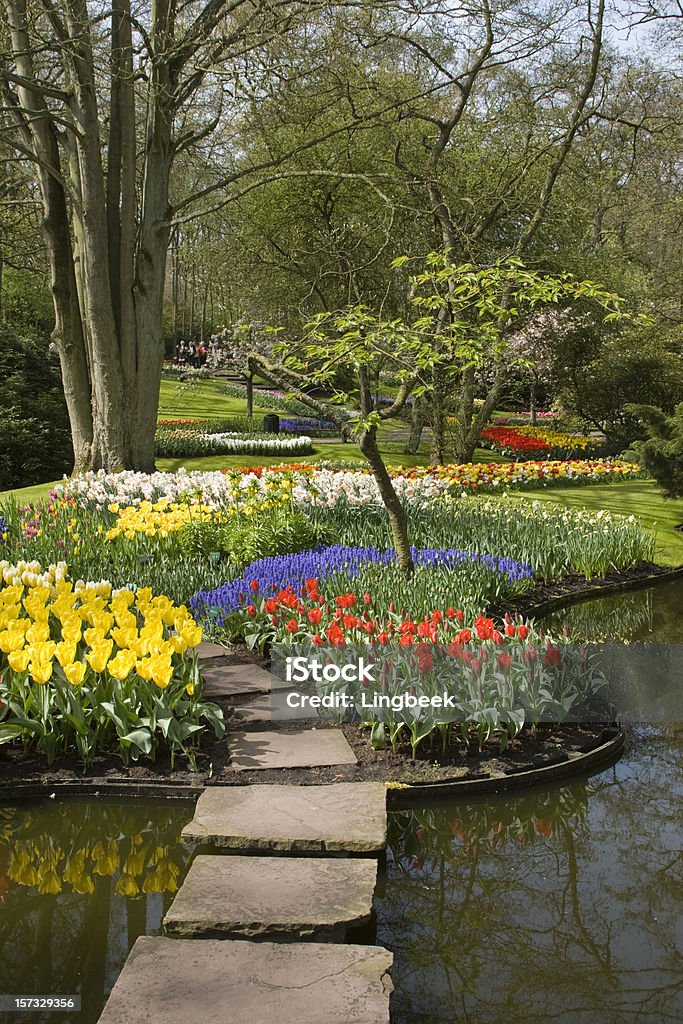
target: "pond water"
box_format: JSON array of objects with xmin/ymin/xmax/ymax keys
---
[
  {"xmin": 0, "ymin": 800, "xmax": 195, "ymax": 1024},
  {"xmin": 377, "ymin": 580, "xmax": 683, "ymax": 1024},
  {"xmin": 0, "ymin": 581, "xmax": 680, "ymax": 1024}
]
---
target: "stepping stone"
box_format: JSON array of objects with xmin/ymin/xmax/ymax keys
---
[
  {"xmin": 229, "ymin": 728, "xmax": 357, "ymax": 771},
  {"xmin": 163, "ymin": 855, "xmax": 377, "ymax": 941},
  {"xmin": 97, "ymin": 936, "xmax": 392, "ymax": 1024},
  {"xmin": 182, "ymin": 782, "xmax": 387, "ymax": 852},
  {"xmin": 201, "ymin": 661, "xmax": 283, "ymax": 698},
  {"xmin": 232, "ymin": 693, "xmax": 320, "ymax": 724},
  {"xmin": 197, "ymin": 641, "xmax": 232, "ymax": 660}
]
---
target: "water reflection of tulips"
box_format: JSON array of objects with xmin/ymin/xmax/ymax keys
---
[
  {"xmin": 389, "ymin": 786, "xmax": 591, "ymax": 869},
  {"xmin": 0, "ymin": 803, "xmax": 191, "ymax": 899}
]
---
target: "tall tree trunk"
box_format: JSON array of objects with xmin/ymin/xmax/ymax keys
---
[
  {"xmin": 64, "ymin": 0, "xmax": 127, "ymax": 469},
  {"xmin": 3, "ymin": 0, "xmax": 94, "ymax": 470},
  {"xmin": 126, "ymin": 0, "xmax": 174, "ymax": 471}
]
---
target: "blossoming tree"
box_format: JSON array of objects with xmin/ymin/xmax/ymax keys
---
[{"xmin": 250, "ymin": 252, "xmax": 642, "ymax": 572}]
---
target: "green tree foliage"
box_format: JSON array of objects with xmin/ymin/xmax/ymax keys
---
[
  {"xmin": 627, "ymin": 403, "xmax": 683, "ymax": 499},
  {"xmin": 0, "ymin": 326, "xmax": 73, "ymax": 489},
  {"xmin": 552, "ymin": 322, "xmax": 683, "ymax": 451}
]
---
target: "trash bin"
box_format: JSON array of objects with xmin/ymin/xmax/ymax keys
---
[{"xmin": 263, "ymin": 413, "xmax": 280, "ymax": 433}]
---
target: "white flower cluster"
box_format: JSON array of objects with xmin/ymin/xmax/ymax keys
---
[
  {"xmin": 200, "ymin": 433, "xmax": 312, "ymax": 455},
  {"xmin": 0, "ymin": 559, "xmax": 69, "ymax": 590},
  {"xmin": 54, "ymin": 465, "xmax": 450, "ymax": 512}
]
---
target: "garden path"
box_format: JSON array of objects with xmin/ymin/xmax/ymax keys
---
[{"xmin": 97, "ymin": 654, "xmax": 393, "ymax": 1024}]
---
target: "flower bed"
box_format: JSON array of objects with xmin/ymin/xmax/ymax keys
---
[
  {"xmin": 155, "ymin": 428, "xmax": 312, "ymax": 458},
  {"xmin": 480, "ymin": 425, "xmax": 604, "ymax": 460},
  {"xmin": 0, "ymin": 457, "xmax": 653, "ymax": 637},
  {"xmin": 190, "ymin": 545, "xmax": 535, "ymax": 639},
  {"xmin": 492, "ymin": 411, "xmax": 558, "ymax": 426},
  {"xmin": 193, "ymin": 583, "xmax": 608, "ymax": 758},
  {"xmin": 221, "ymin": 382, "xmax": 315, "ymax": 417},
  {"xmin": 49, "ymin": 459, "xmax": 643, "ymax": 514},
  {"xmin": 0, "ymin": 560, "xmax": 224, "ymax": 766},
  {"xmin": 393, "ymin": 458, "xmax": 640, "ymax": 490},
  {"xmin": 279, "ymin": 417, "xmax": 339, "ymax": 436}
]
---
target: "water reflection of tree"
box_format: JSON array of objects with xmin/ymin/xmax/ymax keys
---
[
  {"xmin": 381, "ymin": 766, "xmax": 683, "ymax": 1024},
  {"xmin": 545, "ymin": 580, "xmax": 683, "ymax": 644},
  {"xmin": 0, "ymin": 800, "xmax": 193, "ymax": 1024}
]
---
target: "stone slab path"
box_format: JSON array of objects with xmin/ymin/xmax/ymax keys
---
[
  {"xmin": 232, "ymin": 692, "xmax": 320, "ymax": 723},
  {"xmin": 182, "ymin": 782, "xmax": 387, "ymax": 852},
  {"xmin": 97, "ymin": 936, "xmax": 393, "ymax": 1024},
  {"xmin": 229, "ymin": 728, "xmax": 356, "ymax": 771},
  {"xmin": 163, "ymin": 854, "xmax": 377, "ymax": 941},
  {"xmin": 197, "ymin": 641, "xmax": 232, "ymax": 660},
  {"xmin": 201, "ymin": 661, "xmax": 286, "ymax": 698}
]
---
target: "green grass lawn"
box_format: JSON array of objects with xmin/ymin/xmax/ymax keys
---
[{"xmin": 158, "ymin": 377, "xmax": 269, "ymax": 419}]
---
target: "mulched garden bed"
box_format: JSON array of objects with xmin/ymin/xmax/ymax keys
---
[
  {"xmin": 3, "ymin": 560, "xmax": 676, "ymax": 797},
  {"xmin": 0, "ymin": 700, "xmax": 615, "ymax": 795}
]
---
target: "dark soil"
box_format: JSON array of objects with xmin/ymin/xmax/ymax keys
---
[{"xmin": 0, "ymin": 711, "xmax": 612, "ymax": 794}]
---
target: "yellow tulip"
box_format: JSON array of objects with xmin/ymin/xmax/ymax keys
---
[
  {"xmin": 150, "ymin": 656, "xmax": 173, "ymax": 689},
  {"xmin": 29, "ymin": 659, "xmax": 53, "ymax": 684},
  {"xmin": 86, "ymin": 639, "xmax": 113, "ymax": 674},
  {"xmin": 84, "ymin": 626, "xmax": 107, "ymax": 648},
  {"xmin": 140, "ymin": 618, "xmax": 163, "ymax": 641},
  {"xmin": 23, "ymin": 600, "xmax": 49, "ymax": 623},
  {"xmin": 168, "ymin": 634, "xmax": 188, "ymax": 655},
  {"xmin": 136, "ymin": 587, "xmax": 153, "ymax": 607},
  {"xmin": 136, "ymin": 657, "xmax": 154, "ymax": 681},
  {"xmin": 180, "ymin": 623, "xmax": 202, "ymax": 647},
  {"xmin": 92, "ymin": 612, "xmax": 115, "ymax": 634},
  {"xmin": 61, "ymin": 625, "xmax": 82, "ymax": 646},
  {"xmin": 51, "ymin": 595, "xmax": 77, "ymax": 621},
  {"xmin": 64, "ymin": 661, "xmax": 87, "ymax": 687},
  {"xmin": 7, "ymin": 648, "xmax": 30, "ymax": 674},
  {"xmin": 30, "ymin": 640, "xmax": 56, "ymax": 662},
  {"xmin": 113, "ymin": 610, "xmax": 137, "ymax": 632},
  {"xmin": 0, "ymin": 628, "xmax": 25, "ymax": 654},
  {"xmin": 107, "ymin": 649, "xmax": 137, "ymax": 681},
  {"xmin": 26, "ymin": 620, "xmax": 51, "ymax": 645},
  {"xmin": 115, "ymin": 873, "xmax": 140, "ymax": 897},
  {"xmin": 110, "ymin": 625, "xmax": 137, "ymax": 649},
  {"xmin": 55, "ymin": 641, "xmax": 77, "ymax": 669},
  {"xmin": 1, "ymin": 584, "xmax": 23, "ymax": 606}
]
